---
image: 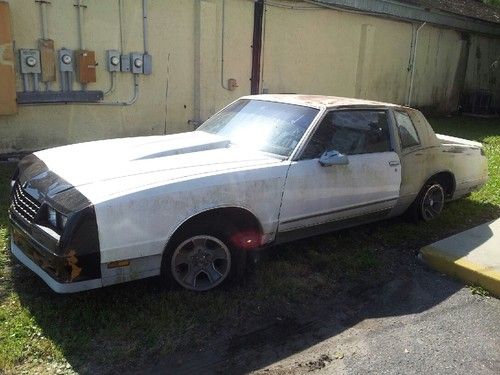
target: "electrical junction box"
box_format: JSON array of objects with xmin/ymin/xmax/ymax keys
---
[
  {"xmin": 39, "ymin": 39, "xmax": 56, "ymax": 82},
  {"xmin": 75, "ymin": 49, "xmax": 97, "ymax": 84},
  {"xmin": 142, "ymin": 53, "xmax": 152, "ymax": 75},
  {"xmin": 106, "ymin": 50, "xmax": 121, "ymax": 72},
  {"xmin": 19, "ymin": 49, "xmax": 41, "ymax": 74},
  {"xmin": 120, "ymin": 54, "xmax": 130, "ymax": 72},
  {"xmin": 130, "ymin": 52, "xmax": 143, "ymax": 74},
  {"xmin": 58, "ymin": 48, "xmax": 74, "ymax": 72},
  {"xmin": 228, "ymin": 78, "xmax": 238, "ymax": 91},
  {"xmin": 0, "ymin": 1, "xmax": 17, "ymax": 115}
]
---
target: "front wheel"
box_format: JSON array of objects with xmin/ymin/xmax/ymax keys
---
[
  {"xmin": 171, "ymin": 234, "xmax": 232, "ymax": 291},
  {"xmin": 162, "ymin": 222, "xmax": 245, "ymax": 291}
]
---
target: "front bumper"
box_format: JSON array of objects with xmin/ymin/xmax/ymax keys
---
[
  {"xmin": 9, "ymin": 211, "xmax": 102, "ymax": 294},
  {"xmin": 10, "ymin": 239, "xmax": 102, "ymax": 293}
]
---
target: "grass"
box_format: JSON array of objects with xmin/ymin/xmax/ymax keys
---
[
  {"xmin": 0, "ymin": 115, "xmax": 499, "ymax": 374},
  {"xmin": 468, "ymin": 284, "xmax": 491, "ymax": 297}
]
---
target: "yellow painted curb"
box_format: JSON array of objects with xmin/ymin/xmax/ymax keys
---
[{"xmin": 420, "ymin": 245, "xmax": 500, "ymax": 298}]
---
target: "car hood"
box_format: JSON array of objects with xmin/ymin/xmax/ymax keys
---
[{"xmin": 34, "ymin": 131, "xmax": 281, "ymax": 194}]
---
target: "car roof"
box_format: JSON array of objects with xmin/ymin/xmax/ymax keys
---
[{"xmin": 240, "ymin": 94, "xmax": 406, "ymax": 110}]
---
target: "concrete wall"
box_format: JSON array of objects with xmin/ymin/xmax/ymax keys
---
[
  {"xmin": 465, "ymin": 34, "xmax": 500, "ymax": 95},
  {"xmin": 0, "ymin": 0, "xmax": 254, "ymax": 153},
  {"xmin": 0, "ymin": 0, "xmax": 499, "ymax": 154},
  {"xmin": 260, "ymin": 4, "xmax": 467, "ymax": 111}
]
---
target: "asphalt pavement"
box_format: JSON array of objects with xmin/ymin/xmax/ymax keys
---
[{"xmin": 147, "ymin": 263, "xmax": 500, "ymax": 375}]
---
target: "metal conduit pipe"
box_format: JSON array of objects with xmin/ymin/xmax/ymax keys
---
[
  {"xmin": 40, "ymin": 1, "xmax": 49, "ymax": 39},
  {"xmin": 33, "ymin": 74, "xmax": 40, "ymax": 91},
  {"xmin": 22, "ymin": 74, "xmax": 140, "ymax": 106},
  {"xmin": 103, "ymin": 71, "xmax": 116, "ymax": 96},
  {"xmin": 407, "ymin": 22, "xmax": 426, "ymax": 106},
  {"xmin": 103, "ymin": 0, "xmax": 124, "ymax": 97},
  {"xmin": 119, "ymin": 0, "xmax": 124, "ymax": 53},
  {"xmin": 142, "ymin": 0, "xmax": 148, "ymax": 54},
  {"xmin": 82, "ymin": 73, "xmax": 139, "ymax": 106},
  {"xmin": 76, "ymin": 0, "xmax": 85, "ymax": 90},
  {"xmin": 76, "ymin": 0, "xmax": 85, "ymax": 50},
  {"xmin": 61, "ymin": 72, "xmax": 66, "ymax": 92},
  {"xmin": 22, "ymin": 74, "xmax": 29, "ymax": 92}
]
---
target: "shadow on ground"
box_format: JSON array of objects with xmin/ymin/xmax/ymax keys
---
[
  {"xmin": 146, "ymin": 266, "xmax": 464, "ymax": 374},
  {"xmin": 8, "ymin": 197, "xmax": 499, "ymax": 374}
]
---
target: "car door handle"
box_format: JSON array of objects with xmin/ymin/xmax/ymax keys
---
[{"xmin": 388, "ymin": 161, "xmax": 400, "ymax": 166}]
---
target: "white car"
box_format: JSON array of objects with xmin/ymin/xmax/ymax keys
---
[{"xmin": 9, "ymin": 95, "xmax": 488, "ymax": 293}]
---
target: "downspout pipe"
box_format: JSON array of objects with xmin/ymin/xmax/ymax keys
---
[
  {"xmin": 251, "ymin": 0, "xmax": 264, "ymax": 95},
  {"xmin": 220, "ymin": 0, "xmax": 229, "ymax": 90},
  {"xmin": 407, "ymin": 21, "xmax": 426, "ymax": 106}
]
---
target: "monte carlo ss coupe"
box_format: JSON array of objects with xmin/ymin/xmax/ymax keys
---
[{"xmin": 9, "ymin": 95, "xmax": 488, "ymax": 293}]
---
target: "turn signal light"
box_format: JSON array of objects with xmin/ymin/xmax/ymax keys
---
[{"xmin": 107, "ymin": 260, "xmax": 130, "ymax": 269}]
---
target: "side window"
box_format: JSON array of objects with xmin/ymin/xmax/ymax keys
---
[
  {"xmin": 394, "ymin": 111, "xmax": 420, "ymax": 148},
  {"xmin": 301, "ymin": 110, "xmax": 392, "ymax": 160}
]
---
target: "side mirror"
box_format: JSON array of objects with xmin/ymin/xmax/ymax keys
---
[{"xmin": 318, "ymin": 150, "xmax": 349, "ymax": 166}]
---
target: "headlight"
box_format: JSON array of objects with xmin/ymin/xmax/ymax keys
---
[
  {"xmin": 60, "ymin": 214, "xmax": 68, "ymax": 229},
  {"xmin": 47, "ymin": 207, "xmax": 57, "ymax": 227},
  {"xmin": 45, "ymin": 206, "xmax": 68, "ymax": 232},
  {"xmin": 10, "ymin": 167, "xmax": 19, "ymax": 190}
]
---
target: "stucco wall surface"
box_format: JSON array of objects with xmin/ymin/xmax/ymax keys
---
[
  {"xmin": 0, "ymin": 0, "xmax": 499, "ymax": 154},
  {"xmin": 0, "ymin": 0, "xmax": 253, "ymax": 153}
]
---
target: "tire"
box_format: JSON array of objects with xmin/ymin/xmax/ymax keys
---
[
  {"xmin": 410, "ymin": 182, "xmax": 445, "ymax": 222},
  {"xmin": 161, "ymin": 220, "xmax": 246, "ymax": 291}
]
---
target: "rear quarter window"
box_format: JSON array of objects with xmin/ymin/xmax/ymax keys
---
[{"xmin": 394, "ymin": 111, "xmax": 420, "ymax": 148}]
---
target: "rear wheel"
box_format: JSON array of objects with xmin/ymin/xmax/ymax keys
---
[{"xmin": 413, "ymin": 182, "xmax": 445, "ymax": 221}]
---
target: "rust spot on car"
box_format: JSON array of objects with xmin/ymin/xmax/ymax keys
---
[{"xmin": 65, "ymin": 250, "xmax": 82, "ymax": 282}]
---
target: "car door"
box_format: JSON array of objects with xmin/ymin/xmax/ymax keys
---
[
  {"xmin": 393, "ymin": 109, "xmax": 431, "ymax": 209},
  {"xmin": 277, "ymin": 108, "xmax": 402, "ymax": 236}
]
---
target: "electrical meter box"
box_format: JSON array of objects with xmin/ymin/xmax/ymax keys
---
[
  {"xmin": 130, "ymin": 53, "xmax": 144, "ymax": 74},
  {"xmin": 19, "ymin": 49, "xmax": 41, "ymax": 74},
  {"xmin": 75, "ymin": 49, "xmax": 97, "ymax": 84},
  {"xmin": 58, "ymin": 48, "xmax": 74, "ymax": 72},
  {"xmin": 106, "ymin": 50, "xmax": 121, "ymax": 72},
  {"xmin": 0, "ymin": 1, "xmax": 17, "ymax": 115}
]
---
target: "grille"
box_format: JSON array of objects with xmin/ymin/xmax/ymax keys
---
[{"xmin": 11, "ymin": 183, "xmax": 41, "ymax": 223}]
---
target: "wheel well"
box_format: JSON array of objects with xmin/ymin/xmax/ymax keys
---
[
  {"xmin": 167, "ymin": 207, "xmax": 264, "ymax": 250},
  {"xmin": 426, "ymin": 171, "xmax": 455, "ymax": 199}
]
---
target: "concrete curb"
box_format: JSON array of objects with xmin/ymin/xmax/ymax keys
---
[{"xmin": 420, "ymin": 244, "xmax": 500, "ymax": 298}]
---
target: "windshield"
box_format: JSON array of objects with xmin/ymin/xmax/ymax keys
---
[{"xmin": 197, "ymin": 99, "xmax": 319, "ymax": 157}]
